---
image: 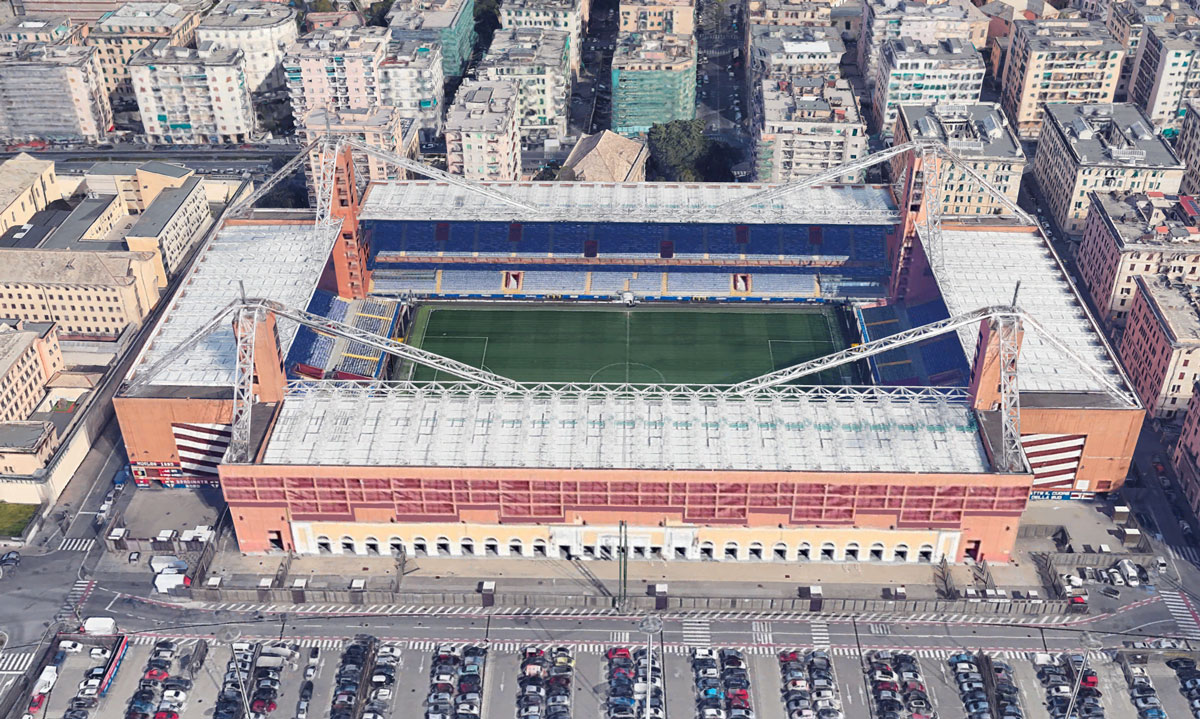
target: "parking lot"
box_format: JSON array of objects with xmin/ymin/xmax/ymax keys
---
[{"xmin": 40, "ymin": 638, "xmax": 1176, "ymax": 719}]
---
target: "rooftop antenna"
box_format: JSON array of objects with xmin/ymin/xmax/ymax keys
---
[
  {"xmin": 1010, "ymin": 280, "xmax": 1021, "ymax": 309},
  {"xmin": 238, "ymin": 279, "xmax": 246, "ymax": 303}
]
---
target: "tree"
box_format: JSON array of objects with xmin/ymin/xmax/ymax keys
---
[
  {"xmin": 308, "ymin": 0, "xmax": 334, "ymax": 13},
  {"xmin": 473, "ymin": 0, "xmax": 500, "ymax": 48},
  {"xmin": 646, "ymin": 119, "xmax": 736, "ymax": 182}
]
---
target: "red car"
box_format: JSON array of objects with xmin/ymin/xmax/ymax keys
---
[
  {"xmin": 1080, "ymin": 673, "xmax": 1098, "ymax": 689},
  {"xmin": 250, "ymin": 700, "xmax": 276, "ymax": 713},
  {"xmin": 778, "ymin": 651, "xmax": 800, "ymax": 663},
  {"xmin": 28, "ymin": 694, "xmax": 46, "ymax": 712},
  {"xmin": 154, "ymin": 712, "xmax": 178, "ymax": 719},
  {"xmin": 729, "ymin": 697, "xmax": 751, "ymax": 710},
  {"xmin": 727, "ymin": 689, "xmax": 749, "ymax": 702},
  {"xmin": 874, "ymin": 681, "xmax": 899, "ymax": 693},
  {"xmin": 144, "ymin": 669, "xmax": 168, "ymax": 681},
  {"xmin": 606, "ymin": 648, "xmax": 631, "ymax": 660},
  {"xmin": 611, "ymin": 667, "xmax": 634, "ymax": 680}
]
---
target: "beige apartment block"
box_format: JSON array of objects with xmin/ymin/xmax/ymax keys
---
[
  {"xmin": 0, "ymin": 421, "xmax": 58, "ymax": 476},
  {"xmin": 1119, "ymin": 275, "xmax": 1200, "ymax": 417},
  {"xmin": 1107, "ymin": 0, "xmax": 1197, "ymax": 101},
  {"xmin": 872, "ymin": 37, "xmax": 985, "ymax": 137},
  {"xmin": 858, "ymin": 0, "xmax": 988, "ymax": 94},
  {"xmin": 1179, "ymin": 98, "xmax": 1200, "ymax": 193},
  {"xmin": 125, "ymin": 175, "xmax": 211, "ymax": 287},
  {"xmin": 1173, "ymin": 371, "xmax": 1200, "ymax": 512},
  {"xmin": 282, "ymin": 26, "xmax": 389, "ymax": 115},
  {"xmin": 130, "ymin": 41, "xmax": 259, "ymax": 145},
  {"xmin": 298, "ymin": 106, "xmax": 420, "ymax": 187},
  {"xmin": 445, "ymin": 80, "xmax": 522, "ymax": 181},
  {"xmin": 1033, "ymin": 103, "xmax": 1183, "ymax": 234},
  {"xmin": 0, "ymin": 249, "xmax": 159, "ymax": 338},
  {"xmin": 83, "ymin": 159, "xmax": 194, "ymax": 212},
  {"xmin": 618, "ymin": 0, "xmax": 695, "ymax": 34},
  {"xmin": 499, "ymin": 0, "xmax": 583, "ymax": 73},
  {"xmin": 1131, "ymin": 21, "xmax": 1200, "ymax": 131},
  {"xmin": 86, "ymin": 2, "xmax": 200, "ymax": 101},
  {"xmin": 1000, "ymin": 20, "xmax": 1124, "ymax": 138},
  {"xmin": 0, "ymin": 42, "xmax": 112, "ymax": 145},
  {"xmin": 749, "ymin": 24, "xmax": 844, "ymax": 84},
  {"xmin": 0, "ymin": 320, "xmax": 62, "ymax": 424},
  {"xmin": 753, "ymin": 77, "xmax": 867, "ymax": 182},
  {"xmin": 1077, "ymin": 191, "xmax": 1200, "ymax": 326},
  {"xmin": 478, "ymin": 27, "xmax": 572, "ymax": 139},
  {"xmin": 748, "ymin": 0, "xmax": 833, "ymax": 27},
  {"xmin": 379, "ymin": 39, "xmax": 445, "ymax": 142},
  {"xmin": 196, "ymin": 1, "xmax": 298, "ymax": 96},
  {"xmin": 0, "ymin": 154, "xmax": 57, "ymax": 237},
  {"xmin": 0, "ymin": 14, "xmax": 88, "ymax": 44}
]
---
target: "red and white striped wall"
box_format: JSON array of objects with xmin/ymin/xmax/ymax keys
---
[
  {"xmin": 1021, "ymin": 434, "xmax": 1087, "ymax": 489},
  {"xmin": 172, "ymin": 422, "xmax": 231, "ymax": 477}
]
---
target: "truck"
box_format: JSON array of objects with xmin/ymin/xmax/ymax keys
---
[
  {"xmin": 153, "ymin": 573, "xmax": 187, "ymax": 593},
  {"xmin": 149, "ymin": 555, "xmax": 186, "ymax": 573},
  {"xmin": 82, "ymin": 617, "xmax": 117, "ymax": 635}
]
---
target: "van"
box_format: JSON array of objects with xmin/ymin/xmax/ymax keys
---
[{"xmin": 1117, "ymin": 559, "xmax": 1141, "ymax": 586}]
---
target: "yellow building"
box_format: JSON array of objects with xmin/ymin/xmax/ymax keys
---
[
  {"xmin": 83, "ymin": 159, "xmax": 195, "ymax": 212},
  {"xmin": 0, "ymin": 422, "xmax": 58, "ymax": 477},
  {"xmin": 0, "ymin": 320, "xmax": 62, "ymax": 424},
  {"xmin": 86, "ymin": 2, "xmax": 200, "ymax": 100},
  {"xmin": 0, "ymin": 153, "xmax": 57, "ymax": 236},
  {"xmin": 125, "ymin": 176, "xmax": 212, "ymax": 287}
]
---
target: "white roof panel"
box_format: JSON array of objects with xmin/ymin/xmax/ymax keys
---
[{"xmin": 131, "ymin": 221, "xmax": 338, "ymax": 388}]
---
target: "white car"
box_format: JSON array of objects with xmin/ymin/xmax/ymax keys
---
[
  {"xmin": 163, "ymin": 690, "xmax": 187, "ymax": 703},
  {"xmin": 59, "ymin": 641, "xmax": 83, "ymax": 653},
  {"xmin": 456, "ymin": 704, "xmax": 480, "ymax": 716},
  {"xmin": 378, "ymin": 646, "xmax": 401, "ymax": 658},
  {"xmin": 693, "ymin": 649, "xmax": 717, "ymax": 661},
  {"xmin": 77, "ymin": 686, "xmax": 99, "ymax": 698},
  {"xmin": 89, "ymin": 647, "xmax": 111, "ymax": 660},
  {"xmin": 1109, "ymin": 569, "xmax": 1126, "ymax": 586},
  {"xmin": 1049, "ymin": 686, "xmax": 1073, "ymax": 697},
  {"xmin": 371, "ymin": 688, "xmax": 392, "ymax": 702}
]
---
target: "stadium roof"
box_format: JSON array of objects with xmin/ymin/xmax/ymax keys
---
[
  {"xmin": 129, "ymin": 219, "xmax": 338, "ymax": 388},
  {"xmin": 359, "ymin": 181, "xmax": 900, "ymax": 225},
  {"xmin": 261, "ymin": 383, "xmax": 992, "ymax": 474},
  {"xmin": 929, "ymin": 223, "xmax": 1133, "ymax": 398}
]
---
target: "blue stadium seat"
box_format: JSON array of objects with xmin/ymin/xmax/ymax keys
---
[
  {"xmin": 628, "ymin": 272, "xmax": 663, "ymax": 292},
  {"xmin": 589, "ymin": 272, "xmax": 630, "ymax": 293},
  {"xmin": 371, "ymin": 271, "xmax": 437, "ymax": 292},
  {"xmin": 905, "ymin": 297, "xmax": 951, "ymax": 327},
  {"xmin": 305, "ymin": 289, "xmax": 336, "ymax": 317},
  {"xmin": 521, "ymin": 271, "xmax": 587, "ymax": 293},
  {"xmin": 751, "ymin": 274, "xmax": 816, "ymax": 296},
  {"xmin": 667, "ymin": 273, "xmax": 730, "ymax": 294},
  {"xmin": 403, "ymin": 221, "xmax": 441, "ymax": 254},
  {"xmin": 441, "ymin": 270, "xmax": 503, "ymax": 292}
]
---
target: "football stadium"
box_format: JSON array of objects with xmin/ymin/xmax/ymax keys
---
[{"xmin": 112, "ymin": 142, "xmax": 1144, "ymax": 564}]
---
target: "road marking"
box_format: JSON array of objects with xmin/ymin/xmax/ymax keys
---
[
  {"xmin": 610, "ymin": 631, "xmax": 630, "ymax": 644},
  {"xmin": 811, "ymin": 621, "xmax": 830, "ymax": 649},
  {"xmin": 1161, "ymin": 590, "xmax": 1200, "ymax": 639},
  {"xmin": 752, "ymin": 621, "xmax": 773, "ymax": 646},
  {"xmin": 681, "ymin": 620, "xmax": 711, "ymax": 647},
  {"xmin": 867, "ymin": 623, "xmax": 892, "ymax": 636},
  {"xmin": 58, "ymin": 537, "xmax": 95, "ymax": 552},
  {"xmin": 0, "ymin": 652, "xmax": 34, "ymax": 673}
]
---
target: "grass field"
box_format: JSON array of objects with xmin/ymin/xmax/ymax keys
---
[
  {"xmin": 406, "ymin": 305, "xmax": 861, "ymax": 384},
  {"xmin": 0, "ymin": 502, "xmax": 37, "ymax": 537}
]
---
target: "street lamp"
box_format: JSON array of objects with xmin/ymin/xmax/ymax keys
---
[{"xmin": 637, "ymin": 616, "xmax": 663, "ymax": 719}]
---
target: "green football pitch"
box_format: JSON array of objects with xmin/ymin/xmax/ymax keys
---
[{"xmin": 405, "ymin": 305, "xmax": 861, "ymax": 385}]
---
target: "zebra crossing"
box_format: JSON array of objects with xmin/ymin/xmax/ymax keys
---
[
  {"xmin": 1167, "ymin": 543, "xmax": 1200, "ymax": 565},
  {"xmin": 810, "ymin": 621, "xmax": 830, "ymax": 649},
  {"xmin": 752, "ymin": 621, "xmax": 772, "ymax": 646},
  {"xmin": 867, "ymin": 623, "xmax": 892, "ymax": 636},
  {"xmin": 57, "ymin": 537, "xmax": 95, "ymax": 552},
  {"xmin": 610, "ymin": 631, "xmax": 630, "ymax": 644},
  {"xmin": 55, "ymin": 580, "xmax": 93, "ymax": 622},
  {"xmin": 681, "ymin": 620, "xmax": 712, "ymax": 647},
  {"xmin": 1161, "ymin": 590, "xmax": 1200, "ymax": 639},
  {"xmin": 0, "ymin": 652, "xmax": 34, "ymax": 673},
  {"xmin": 127, "ymin": 636, "xmax": 202, "ymax": 648}
]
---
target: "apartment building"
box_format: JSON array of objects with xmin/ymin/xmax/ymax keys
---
[
  {"xmin": 87, "ymin": 2, "xmax": 200, "ymax": 101},
  {"xmin": 385, "ymin": 0, "xmax": 477, "ymax": 77},
  {"xmin": 1173, "ymin": 375, "xmax": 1200, "ymax": 510},
  {"xmin": 611, "ymin": 32, "xmax": 696, "ymax": 135},
  {"xmin": 748, "ymin": 24, "xmax": 843, "ymax": 84},
  {"xmin": 1106, "ymin": 0, "xmax": 1197, "ymax": 100},
  {"xmin": 0, "ymin": 154, "xmax": 57, "ymax": 237},
  {"xmin": 748, "ymin": 0, "xmax": 833, "ymax": 27},
  {"xmin": 306, "ymin": 11, "xmax": 365, "ymax": 30},
  {"xmin": 0, "ymin": 14, "xmax": 87, "ymax": 44},
  {"xmin": 618, "ymin": 0, "xmax": 695, "ymax": 34},
  {"xmin": 753, "ymin": 77, "xmax": 868, "ymax": 182},
  {"xmin": 299, "ymin": 106, "xmax": 419, "ymax": 186},
  {"xmin": 445, "ymin": 80, "xmax": 522, "ymax": 181},
  {"xmin": 871, "ymin": 37, "xmax": 985, "ymax": 137},
  {"xmin": 0, "ymin": 320, "xmax": 61, "ymax": 425},
  {"xmin": 0, "ymin": 249, "xmax": 159, "ymax": 338},
  {"xmin": 124, "ymin": 175, "xmax": 211, "ymax": 286},
  {"xmin": 130, "ymin": 41, "xmax": 258, "ymax": 145},
  {"xmin": 858, "ymin": 0, "xmax": 988, "ymax": 94},
  {"xmin": 478, "ymin": 28, "xmax": 572, "ymax": 140},
  {"xmin": 499, "ymin": 0, "xmax": 583, "ymax": 74},
  {"xmin": 1079, "ymin": 190, "xmax": 1200, "ymax": 326},
  {"xmin": 1179, "ymin": 98, "xmax": 1200, "ymax": 193},
  {"xmin": 83, "ymin": 159, "xmax": 193, "ymax": 212},
  {"xmin": 0, "ymin": 42, "xmax": 112, "ymax": 144},
  {"xmin": 283, "ymin": 26, "xmax": 389, "ymax": 115},
  {"xmin": 1000, "ymin": 20, "xmax": 1124, "ymax": 138},
  {"xmin": 1034, "ymin": 103, "xmax": 1183, "ymax": 234},
  {"xmin": 378, "ymin": 39, "xmax": 444, "ymax": 142},
  {"xmin": 1119, "ymin": 275, "xmax": 1200, "ymax": 417},
  {"xmin": 196, "ymin": 1, "xmax": 298, "ymax": 97},
  {"xmin": 1131, "ymin": 21, "xmax": 1200, "ymax": 132}
]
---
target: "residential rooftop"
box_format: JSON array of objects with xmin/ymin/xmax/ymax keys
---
[
  {"xmin": 0, "ymin": 324, "xmax": 41, "ymax": 379},
  {"xmin": 749, "ymin": 24, "xmax": 844, "ymax": 58},
  {"xmin": 0, "ymin": 41, "xmax": 97, "ymax": 68},
  {"xmin": 284, "ymin": 25, "xmax": 388, "ymax": 55},
  {"xmin": 93, "ymin": 2, "xmax": 194, "ymax": 33},
  {"xmin": 1045, "ymin": 103, "xmax": 1183, "ymax": 169},
  {"xmin": 561, "ymin": 130, "xmax": 649, "ymax": 182},
  {"xmin": 760, "ymin": 77, "xmax": 862, "ymax": 124},
  {"xmin": 445, "ymin": 80, "xmax": 517, "ymax": 133},
  {"xmin": 1092, "ymin": 191, "xmax": 1200, "ymax": 249},
  {"xmin": 300, "ymin": 106, "xmax": 416, "ymax": 138},
  {"xmin": 882, "ymin": 36, "xmax": 985, "ymax": 65},
  {"xmin": 1012, "ymin": 18, "xmax": 1124, "ymax": 52},
  {"xmin": 868, "ymin": 0, "xmax": 985, "ymax": 22},
  {"xmin": 198, "ymin": 0, "xmax": 296, "ymax": 29},
  {"xmin": 499, "ymin": 0, "xmax": 579, "ymax": 12},
  {"xmin": 382, "ymin": 37, "xmax": 440, "ymax": 68},
  {"xmin": 0, "ymin": 421, "xmax": 54, "ymax": 452},
  {"xmin": 898, "ymin": 103, "xmax": 1025, "ymax": 161},
  {"xmin": 0, "ymin": 154, "xmax": 54, "ymax": 215},
  {"xmin": 1138, "ymin": 275, "xmax": 1200, "ymax": 344},
  {"xmin": 0, "ymin": 14, "xmax": 79, "ymax": 42},
  {"xmin": 386, "ymin": 0, "xmax": 472, "ymax": 30},
  {"xmin": 481, "ymin": 27, "xmax": 570, "ymax": 68},
  {"xmin": 129, "ymin": 39, "xmax": 243, "ymax": 66},
  {"xmin": 0, "ymin": 248, "xmax": 155, "ymax": 286},
  {"xmin": 613, "ymin": 31, "xmax": 695, "ymax": 68},
  {"xmin": 128, "ymin": 176, "xmax": 203, "ymax": 238},
  {"xmin": 1145, "ymin": 21, "xmax": 1200, "ymax": 50}
]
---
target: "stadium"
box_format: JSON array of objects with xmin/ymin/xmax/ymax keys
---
[{"xmin": 112, "ymin": 141, "xmax": 1144, "ymax": 564}]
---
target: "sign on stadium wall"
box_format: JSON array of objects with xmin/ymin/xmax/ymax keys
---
[{"xmin": 1028, "ymin": 490, "xmax": 1096, "ymax": 501}]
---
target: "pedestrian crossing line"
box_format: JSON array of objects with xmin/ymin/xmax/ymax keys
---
[
  {"xmin": 681, "ymin": 620, "xmax": 712, "ymax": 647},
  {"xmin": 1162, "ymin": 590, "xmax": 1200, "ymax": 639},
  {"xmin": 58, "ymin": 537, "xmax": 95, "ymax": 552},
  {"xmin": 127, "ymin": 635, "xmax": 201, "ymax": 648},
  {"xmin": 868, "ymin": 623, "xmax": 892, "ymax": 636},
  {"xmin": 1169, "ymin": 544, "xmax": 1200, "ymax": 564},
  {"xmin": 610, "ymin": 631, "xmax": 630, "ymax": 644},
  {"xmin": 0, "ymin": 652, "xmax": 34, "ymax": 673},
  {"xmin": 752, "ymin": 621, "xmax": 773, "ymax": 646},
  {"xmin": 811, "ymin": 621, "xmax": 830, "ymax": 649},
  {"xmin": 55, "ymin": 579, "xmax": 94, "ymax": 622}
]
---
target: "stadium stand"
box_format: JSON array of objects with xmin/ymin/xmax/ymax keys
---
[
  {"xmin": 589, "ymin": 271, "xmax": 632, "ymax": 293},
  {"xmin": 520, "ymin": 271, "xmax": 588, "ymax": 293},
  {"xmin": 905, "ymin": 297, "xmax": 951, "ymax": 327},
  {"xmin": 306, "ymin": 289, "xmax": 337, "ymax": 317},
  {"xmin": 372, "ymin": 270, "xmax": 437, "ymax": 292},
  {"xmin": 441, "ymin": 270, "xmax": 503, "ymax": 292},
  {"xmin": 667, "ymin": 273, "xmax": 731, "ymax": 294},
  {"xmin": 751, "ymin": 274, "xmax": 817, "ymax": 296}
]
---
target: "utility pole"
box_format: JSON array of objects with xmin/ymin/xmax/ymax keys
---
[
  {"xmin": 637, "ymin": 615, "xmax": 663, "ymax": 719},
  {"xmin": 617, "ymin": 521, "xmax": 628, "ymax": 610}
]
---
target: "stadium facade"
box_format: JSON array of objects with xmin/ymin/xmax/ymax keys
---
[{"xmin": 112, "ymin": 143, "xmax": 1144, "ymax": 564}]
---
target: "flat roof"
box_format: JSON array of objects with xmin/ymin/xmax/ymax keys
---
[
  {"xmin": 0, "ymin": 153, "xmax": 53, "ymax": 214},
  {"xmin": 128, "ymin": 176, "xmax": 203, "ymax": 238},
  {"xmin": 359, "ymin": 181, "xmax": 900, "ymax": 224},
  {"xmin": 929, "ymin": 223, "xmax": 1134, "ymax": 398},
  {"xmin": 1138, "ymin": 276, "xmax": 1200, "ymax": 345},
  {"xmin": 1093, "ymin": 191, "xmax": 1200, "ymax": 250},
  {"xmin": 262, "ymin": 383, "xmax": 992, "ymax": 473},
  {"xmin": 128, "ymin": 218, "xmax": 338, "ymax": 388},
  {"xmin": 0, "ymin": 421, "xmax": 52, "ymax": 451},
  {"xmin": 1045, "ymin": 103, "xmax": 1183, "ymax": 169},
  {"xmin": 41, "ymin": 195, "xmax": 122, "ymax": 250},
  {"xmin": 899, "ymin": 104, "xmax": 1025, "ymax": 161},
  {"xmin": 0, "ymin": 248, "xmax": 152, "ymax": 286}
]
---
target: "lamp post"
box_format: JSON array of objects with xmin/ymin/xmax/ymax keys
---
[{"xmin": 637, "ymin": 616, "xmax": 663, "ymax": 719}]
